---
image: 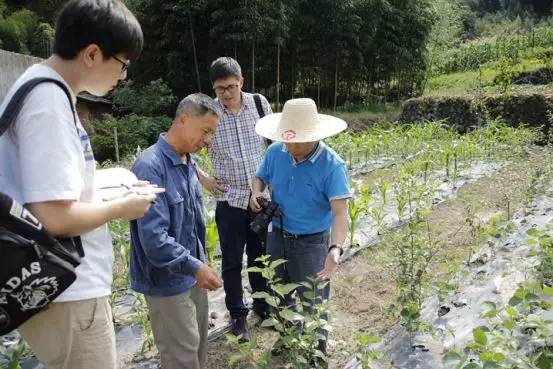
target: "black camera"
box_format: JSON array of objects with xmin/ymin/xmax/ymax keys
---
[{"xmin": 250, "ymin": 197, "xmax": 280, "ymax": 235}]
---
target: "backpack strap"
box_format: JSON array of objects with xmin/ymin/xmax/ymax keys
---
[
  {"xmin": 0, "ymin": 77, "xmax": 83, "ymax": 258},
  {"xmin": 253, "ymin": 93, "xmax": 265, "ymax": 119},
  {"xmin": 253, "ymin": 94, "xmax": 273, "ymax": 146},
  {"xmin": 0, "ymin": 77, "xmax": 77, "ymax": 137}
]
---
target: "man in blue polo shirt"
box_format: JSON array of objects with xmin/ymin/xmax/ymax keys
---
[
  {"xmin": 130, "ymin": 93, "xmax": 223, "ymax": 369},
  {"xmin": 250, "ymin": 98, "xmax": 351, "ymax": 365}
]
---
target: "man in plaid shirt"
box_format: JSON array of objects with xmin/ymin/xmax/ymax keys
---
[{"xmin": 196, "ymin": 57, "xmax": 271, "ymax": 341}]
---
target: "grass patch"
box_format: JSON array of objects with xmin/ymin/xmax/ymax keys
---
[
  {"xmin": 321, "ymin": 103, "xmax": 402, "ymax": 130},
  {"xmin": 425, "ymin": 58, "xmax": 551, "ymax": 96}
]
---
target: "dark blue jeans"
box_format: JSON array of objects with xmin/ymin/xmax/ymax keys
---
[
  {"xmin": 267, "ymin": 229, "xmax": 331, "ymax": 354},
  {"xmin": 216, "ymin": 201, "xmax": 269, "ymax": 318}
]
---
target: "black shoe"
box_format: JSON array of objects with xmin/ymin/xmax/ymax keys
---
[
  {"xmin": 309, "ymin": 358, "xmax": 328, "ymax": 369},
  {"xmin": 270, "ymin": 343, "xmax": 283, "ymax": 357},
  {"xmin": 253, "ymin": 308, "xmax": 272, "ymax": 321},
  {"xmin": 230, "ymin": 316, "xmax": 251, "ymax": 342}
]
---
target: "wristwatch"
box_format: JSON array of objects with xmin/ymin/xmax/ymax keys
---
[{"xmin": 328, "ymin": 244, "xmax": 344, "ymax": 256}]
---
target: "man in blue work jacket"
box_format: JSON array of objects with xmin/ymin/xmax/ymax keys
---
[{"xmin": 130, "ymin": 93, "xmax": 223, "ymax": 369}]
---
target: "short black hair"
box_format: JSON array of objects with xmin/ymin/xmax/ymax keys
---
[
  {"xmin": 53, "ymin": 0, "xmax": 143, "ymax": 60},
  {"xmin": 209, "ymin": 57, "xmax": 242, "ymax": 83}
]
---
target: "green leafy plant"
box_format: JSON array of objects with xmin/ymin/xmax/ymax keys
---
[
  {"xmin": 390, "ymin": 184, "xmax": 438, "ymax": 333},
  {"xmin": 205, "ymin": 210, "xmax": 219, "ymax": 263},
  {"xmin": 0, "ymin": 339, "xmax": 29, "ymax": 369},
  {"xmin": 109, "ymin": 219, "xmax": 132, "ymax": 305},
  {"xmin": 348, "ymin": 181, "xmax": 372, "ymax": 247},
  {"xmin": 370, "ymin": 181, "xmax": 390, "ymax": 234},
  {"xmin": 228, "ymin": 255, "xmax": 330, "ymax": 369},
  {"xmin": 226, "ymin": 335, "xmax": 271, "ymax": 369},
  {"xmin": 131, "ymin": 293, "xmax": 156, "ymax": 355},
  {"xmin": 443, "ymin": 284, "xmax": 553, "ymax": 369},
  {"xmin": 355, "ymin": 333, "xmax": 382, "ymax": 369}
]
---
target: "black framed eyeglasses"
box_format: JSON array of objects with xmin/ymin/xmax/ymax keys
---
[
  {"xmin": 113, "ymin": 56, "xmax": 130, "ymax": 73},
  {"xmin": 213, "ymin": 84, "xmax": 239, "ymax": 94}
]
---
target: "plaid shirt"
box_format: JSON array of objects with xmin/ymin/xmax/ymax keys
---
[{"xmin": 209, "ymin": 92, "xmax": 272, "ymax": 209}]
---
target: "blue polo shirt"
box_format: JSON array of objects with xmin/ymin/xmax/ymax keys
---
[{"xmin": 256, "ymin": 141, "xmax": 351, "ymax": 235}]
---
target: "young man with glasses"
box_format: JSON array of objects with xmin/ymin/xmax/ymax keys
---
[
  {"xmin": 0, "ymin": 1, "xmax": 154, "ymax": 368},
  {"xmin": 196, "ymin": 57, "xmax": 272, "ymax": 341}
]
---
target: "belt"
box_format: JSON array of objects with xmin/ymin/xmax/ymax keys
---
[{"xmin": 275, "ymin": 228, "xmax": 325, "ymax": 240}]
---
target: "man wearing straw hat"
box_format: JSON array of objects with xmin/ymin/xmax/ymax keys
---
[{"xmin": 250, "ymin": 98, "xmax": 351, "ymax": 363}]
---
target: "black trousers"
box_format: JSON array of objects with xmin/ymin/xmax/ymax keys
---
[{"xmin": 215, "ymin": 201, "xmax": 269, "ymax": 318}]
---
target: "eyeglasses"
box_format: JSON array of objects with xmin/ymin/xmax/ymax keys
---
[
  {"xmin": 113, "ymin": 56, "xmax": 131, "ymax": 73},
  {"xmin": 213, "ymin": 84, "xmax": 239, "ymax": 94}
]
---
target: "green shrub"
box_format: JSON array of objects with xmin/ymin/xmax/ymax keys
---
[
  {"xmin": 0, "ymin": 8, "xmax": 40, "ymax": 54},
  {"xmin": 90, "ymin": 114, "xmax": 172, "ymax": 162},
  {"xmin": 112, "ymin": 79, "xmax": 177, "ymax": 117}
]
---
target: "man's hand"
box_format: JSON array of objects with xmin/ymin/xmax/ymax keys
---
[
  {"xmin": 195, "ymin": 264, "xmax": 223, "ymax": 291},
  {"xmin": 249, "ymin": 191, "xmax": 266, "ymax": 213},
  {"xmin": 114, "ymin": 193, "xmax": 156, "ymax": 220},
  {"xmin": 317, "ymin": 248, "xmax": 341, "ymax": 280},
  {"xmin": 200, "ymin": 175, "xmax": 228, "ymax": 196}
]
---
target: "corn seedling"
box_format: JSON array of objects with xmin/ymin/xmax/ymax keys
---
[
  {"xmin": 348, "ymin": 182, "xmax": 372, "ymax": 247},
  {"xmin": 355, "ymin": 333, "xmax": 382, "ymax": 369},
  {"xmin": 205, "ymin": 210, "xmax": 219, "ymax": 263},
  {"xmin": 131, "ymin": 293, "xmax": 155, "ymax": 355},
  {"xmin": 0, "ymin": 339, "xmax": 29, "ymax": 369}
]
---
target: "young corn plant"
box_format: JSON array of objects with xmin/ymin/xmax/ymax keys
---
[
  {"xmin": 205, "ymin": 210, "xmax": 219, "ymax": 263},
  {"xmin": 131, "ymin": 293, "xmax": 156, "ymax": 355},
  {"xmin": 0, "ymin": 339, "xmax": 29, "ymax": 369},
  {"xmin": 110, "ymin": 219, "xmax": 132, "ymax": 305},
  {"xmin": 355, "ymin": 333, "xmax": 382, "ymax": 369},
  {"xmin": 464, "ymin": 205, "xmax": 486, "ymax": 266},
  {"xmin": 348, "ymin": 181, "xmax": 372, "ymax": 247},
  {"xmin": 371, "ymin": 181, "xmax": 390, "ymax": 234}
]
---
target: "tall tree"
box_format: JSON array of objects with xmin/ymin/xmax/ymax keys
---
[
  {"xmin": 129, "ymin": 0, "xmax": 211, "ymax": 96},
  {"xmin": 265, "ymin": 0, "xmax": 293, "ymax": 110}
]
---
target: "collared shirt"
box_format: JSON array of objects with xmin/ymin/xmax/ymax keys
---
[
  {"xmin": 208, "ymin": 92, "xmax": 272, "ymax": 209},
  {"xmin": 129, "ymin": 135, "xmax": 206, "ymax": 297},
  {"xmin": 256, "ymin": 141, "xmax": 351, "ymax": 235}
]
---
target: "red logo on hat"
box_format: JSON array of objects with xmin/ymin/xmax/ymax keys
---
[{"xmin": 281, "ymin": 130, "xmax": 296, "ymax": 140}]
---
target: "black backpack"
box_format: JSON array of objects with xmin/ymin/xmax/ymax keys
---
[{"xmin": 0, "ymin": 78, "xmax": 85, "ymax": 335}]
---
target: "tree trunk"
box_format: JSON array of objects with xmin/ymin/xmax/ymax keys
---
[
  {"xmin": 333, "ymin": 59, "xmax": 338, "ymax": 112},
  {"xmin": 317, "ymin": 68, "xmax": 321, "ymax": 107},
  {"xmin": 276, "ymin": 42, "xmax": 280, "ymax": 112},
  {"xmin": 291, "ymin": 55, "xmax": 296, "ymax": 99},
  {"xmin": 189, "ymin": 13, "xmax": 201, "ymax": 92},
  {"xmin": 113, "ymin": 127, "xmax": 120, "ymax": 163},
  {"xmin": 251, "ymin": 39, "xmax": 256, "ymax": 92}
]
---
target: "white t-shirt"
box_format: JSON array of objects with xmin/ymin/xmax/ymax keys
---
[{"xmin": 0, "ymin": 64, "xmax": 113, "ymax": 302}]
